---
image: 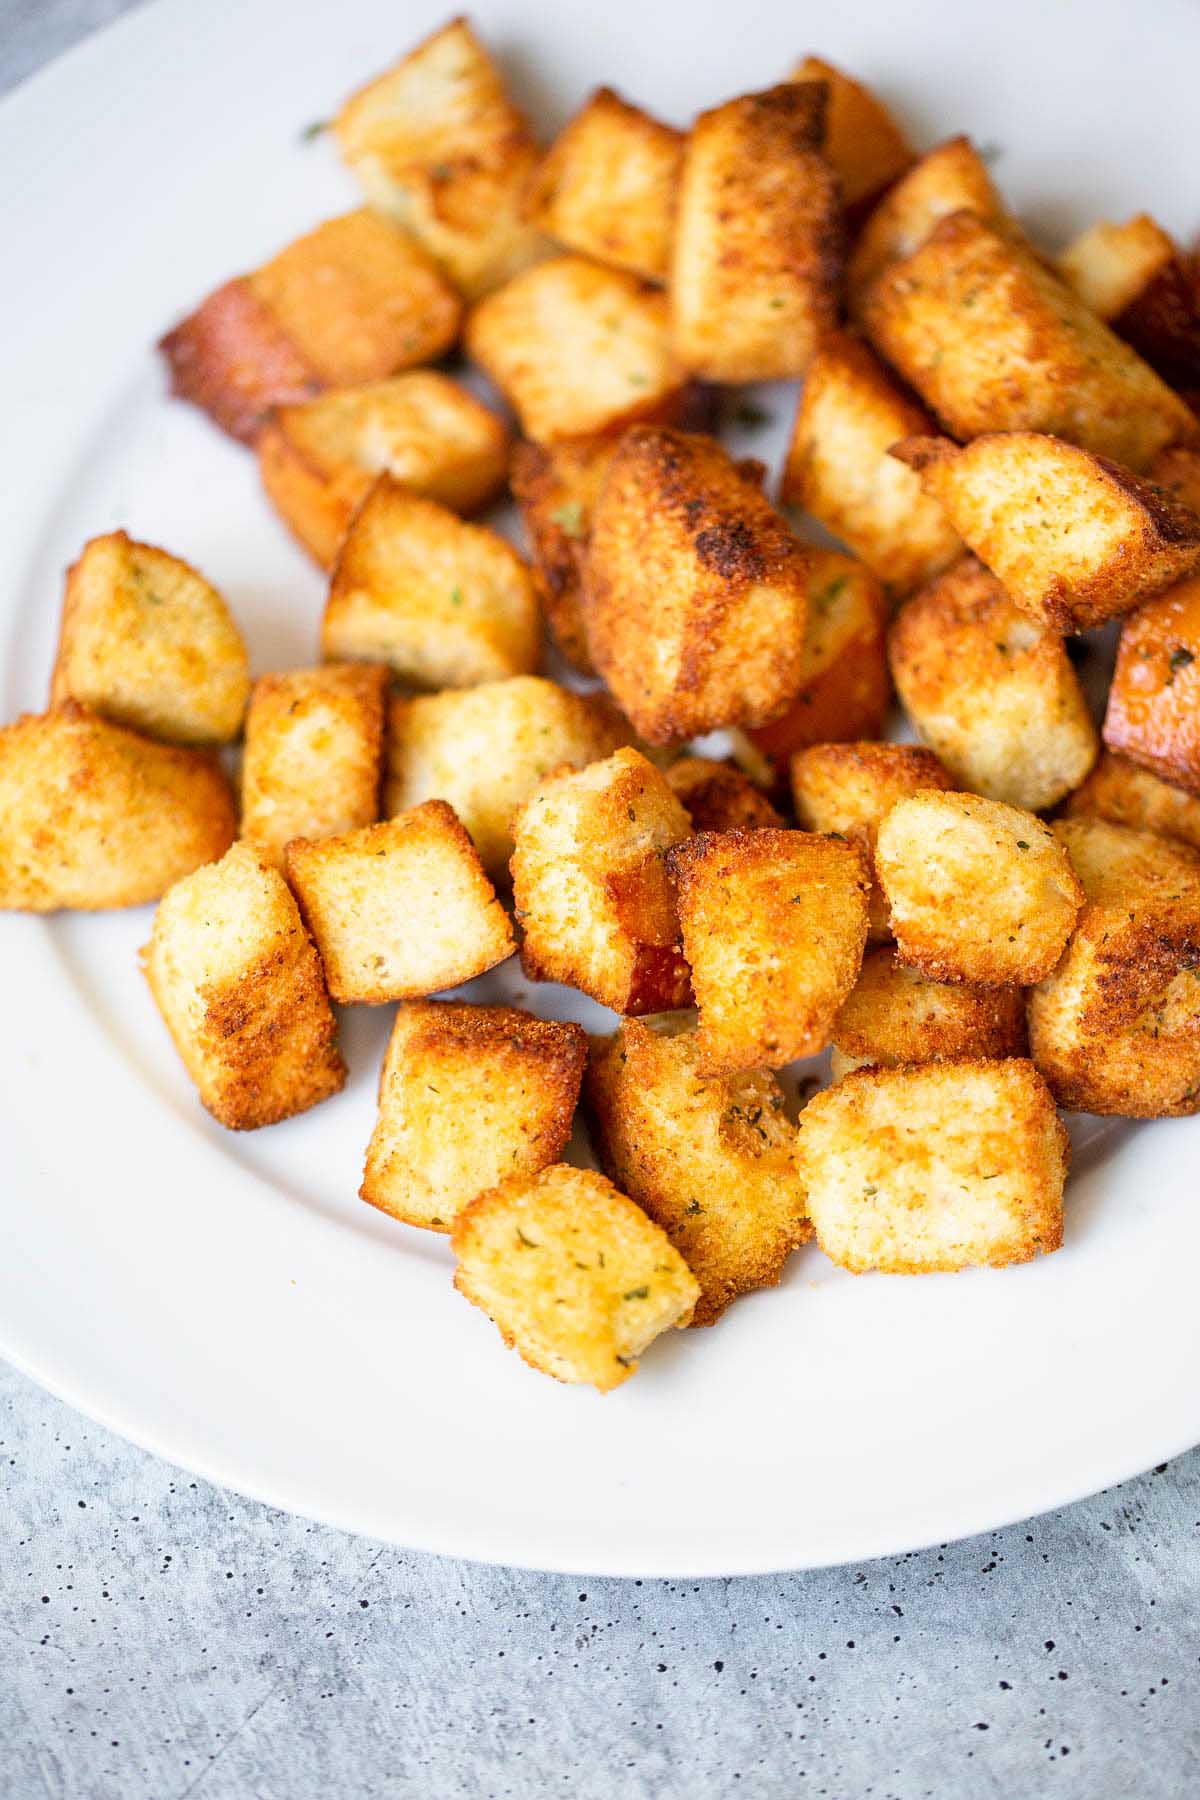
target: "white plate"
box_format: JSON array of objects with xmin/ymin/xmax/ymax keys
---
[{"xmin": 2, "ymin": 0, "xmax": 1199, "ymax": 1578}]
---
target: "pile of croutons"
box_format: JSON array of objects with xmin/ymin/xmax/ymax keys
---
[{"xmin": 4, "ymin": 19, "xmax": 1200, "ymax": 1393}]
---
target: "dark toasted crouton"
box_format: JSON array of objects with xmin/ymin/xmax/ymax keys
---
[
  {"xmin": 847, "ymin": 136, "xmax": 1011, "ymax": 306},
  {"xmin": 1059, "ymin": 213, "xmax": 1200, "ymax": 402},
  {"xmin": 509, "ymin": 435, "xmax": 620, "ymax": 672},
  {"xmin": 791, "ymin": 56, "xmax": 912, "ymax": 219},
  {"xmin": 1149, "ymin": 446, "xmax": 1200, "ymax": 515},
  {"xmin": 1103, "ymin": 576, "xmax": 1200, "ymax": 792},
  {"xmin": 831, "ymin": 946, "xmax": 1027, "ymax": 1078},
  {"xmin": 1063, "ymin": 752, "xmax": 1200, "ymax": 852},
  {"xmin": 665, "ymin": 757, "xmax": 782, "ymax": 833}
]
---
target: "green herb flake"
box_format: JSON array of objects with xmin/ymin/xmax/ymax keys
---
[
  {"xmin": 449, "ymin": 585, "xmax": 465, "ymax": 607},
  {"xmin": 812, "ymin": 575, "xmax": 848, "ymax": 613},
  {"xmin": 623, "ymin": 1285, "xmax": 650, "ymax": 1301},
  {"xmin": 300, "ymin": 119, "xmax": 330, "ymax": 143},
  {"xmin": 864, "ymin": 1185, "xmax": 878, "ymax": 1197},
  {"xmin": 1167, "ymin": 645, "xmax": 1196, "ymax": 682},
  {"xmin": 551, "ymin": 501, "xmax": 585, "ymax": 539},
  {"xmin": 1016, "ymin": 840, "xmax": 1030, "ymax": 850},
  {"xmin": 684, "ymin": 1200, "xmax": 703, "ymax": 1216},
  {"xmin": 515, "ymin": 1227, "xmax": 538, "ymax": 1249}
]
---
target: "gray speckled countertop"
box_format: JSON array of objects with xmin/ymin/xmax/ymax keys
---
[{"xmin": 4, "ymin": 6, "xmax": 1200, "ymax": 1795}]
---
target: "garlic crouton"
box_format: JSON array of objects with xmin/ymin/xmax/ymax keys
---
[
  {"xmin": 285, "ymin": 801, "xmax": 513, "ymax": 1005},
  {"xmin": 665, "ymin": 757, "xmax": 783, "ymax": 833},
  {"xmin": 1058, "ymin": 213, "xmax": 1200, "ymax": 401},
  {"xmin": 1103, "ymin": 576, "xmax": 1200, "ymax": 792},
  {"xmin": 510, "ymin": 747, "xmax": 693, "ymax": 1014},
  {"xmin": 509, "ymin": 435, "xmax": 619, "ymax": 673},
  {"xmin": 791, "ymin": 56, "xmax": 912, "ymax": 220},
  {"xmin": 361, "ymin": 1001, "xmax": 586, "ymax": 1231},
  {"xmin": 1063, "ymin": 752, "xmax": 1200, "ymax": 853},
  {"xmin": 847, "ymin": 135, "xmax": 1011, "ymax": 306},
  {"xmin": 0, "ymin": 705, "xmax": 235, "ymax": 912},
  {"xmin": 875, "ymin": 791, "xmax": 1084, "ymax": 986},
  {"xmin": 796, "ymin": 1059, "xmax": 1067, "ymax": 1274},
  {"xmin": 586, "ymin": 1017, "xmax": 808, "ymax": 1325},
  {"xmin": 452, "ymin": 1163, "xmax": 700, "ymax": 1390},
  {"xmin": 831, "ymin": 947, "xmax": 1027, "ymax": 1079},
  {"xmin": 51, "ymin": 532, "xmax": 249, "ymax": 746},
  {"xmin": 142, "ymin": 842, "xmax": 344, "ymax": 1128}
]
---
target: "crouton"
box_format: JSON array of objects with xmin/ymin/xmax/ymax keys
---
[
  {"xmin": 385, "ymin": 677, "xmax": 630, "ymax": 877},
  {"xmin": 452, "ymin": 1164, "xmax": 699, "ymax": 1390},
  {"xmin": 285, "ymin": 801, "xmax": 513, "ymax": 1004},
  {"xmin": 322, "ymin": 475, "xmax": 540, "ymax": 689},
  {"xmin": 239, "ymin": 664, "xmax": 387, "ymax": 870},
  {"xmin": 509, "ymin": 435, "xmax": 619, "ymax": 672},
  {"xmin": 526, "ymin": 87, "xmax": 683, "ymax": 282},
  {"xmin": 1028, "ymin": 817, "xmax": 1200, "ymax": 1116},
  {"xmin": 847, "ymin": 136, "xmax": 1011, "ymax": 306},
  {"xmin": 830, "ymin": 946, "xmax": 1027, "ymax": 1078},
  {"xmin": 333, "ymin": 16, "xmax": 546, "ymax": 298},
  {"xmin": 142, "ymin": 841, "xmax": 345, "ymax": 1128},
  {"xmin": 670, "ymin": 83, "xmax": 842, "ymax": 382},
  {"xmin": 888, "ymin": 557, "xmax": 1098, "ymax": 811},
  {"xmin": 1149, "ymin": 445, "xmax": 1200, "ymax": 515},
  {"xmin": 665, "ymin": 757, "xmax": 783, "ymax": 833},
  {"xmin": 585, "ymin": 1017, "xmax": 808, "ymax": 1325},
  {"xmin": 795, "ymin": 1059, "xmax": 1067, "ymax": 1274},
  {"xmin": 667, "ymin": 829, "xmax": 870, "ymax": 1074},
  {"xmin": 465, "ymin": 255, "xmax": 687, "ymax": 443},
  {"xmin": 51, "ymin": 532, "xmax": 249, "ymax": 746},
  {"xmin": 780, "ymin": 333, "xmax": 962, "ymax": 598},
  {"xmin": 1103, "ymin": 576, "xmax": 1200, "ymax": 792},
  {"xmin": 894, "ymin": 432, "xmax": 1200, "ymax": 631},
  {"xmin": 859, "ymin": 211, "xmax": 1197, "ymax": 471},
  {"xmin": 1058, "ymin": 213, "xmax": 1200, "ymax": 401},
  {"xmin": 160, "ymin": 211, "xmax": 462, "ymax": 443},
  {"xmin": 582, "ymin": 427, "xmax": 809, "ymax": 743},
  {"xmin": 510, "ymin": 747, "xmax": 692, "ymax": 1014},
  {"xmin": 361, "ymin": 1001, "xmax": 586, "ymax": 1231},
  {"xmin": 0, "ymin": 705, "xmax": 235, "ymax": 912},
  {"xmin": 1063, "ymin": 751, "xmax": 1200, "ymax": 852},
  {"xmin": 875, "ymin": 790, "xmax": 1084, "ymax": 986},
  {"xmin": 258, "ymin": 374, "xmax": 510, "ymax": 569},
  {"xmin": 790, "ymin": 741, "xmax": 954, "ymax": 937},
  {"xmin": 791, "ymin": 56, "xmax": 912, "ymax": 220}
]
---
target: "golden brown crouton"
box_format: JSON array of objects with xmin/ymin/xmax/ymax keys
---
[
  {"xmin": 258, "ymin": 374, "xmax": 510, "ymax": 569},
  {"xmin": 51, "ymin": 532, "xmax": 249, "ymax": 746},
  {"xmin": 582, "ymin": 427, "xmax": 809, "ymax": 743},
  {"xmin": 452, "ymin": 1163, "xmax": 699, "ymax": 1390},
  {"xmin": 285, "ymin": 802, "xmax": 513, "ymax": 1005},
  {"xmin": 847, "ymin": 136, "xmax": 1011, "ymax": 305},
  {"xmin": 780, "ymin": 332, "xmax": 962, "ymax": 598},
  {"xmin": 875, "ymin": 790, "xmax": 1084, "ymax": 986},
  {"xmin": 790, "ymin": 741, "xmax": 954, "ymax": 937},
  {"xmin": 830, "ymin": 946, "xmax": 1027, "ymax": 1078},
  {"xmin": 670, "ymin": 83, "xmax": 842, "ymax": 382},
  {"xmin": 791, "ymin": 56, "xmax": 912, "ymax": 220},
  {"xmin": 160, "ymin": 211, "xmax": 462, "ymax": 443},
  {"xmin": 361, "ymin": 1001, "xmax": 586, "ymax": 1231},
  {"xmin": 894, "ymin": 432, "xmax": 1200, "ymax": 631},
  {"xmin": 888, "ymin": 558, "xmax": 1098, "ymax": 811},
  {"xmin": 1027, "ymin": 817, "xmax": 1200, "ymax": 1116},
  {"xmin": 385, "ymin": 677, "xmax": 629, "ymax": 878},
  {"xmin": 667, "ymin": 829, "xmax": 870, "ymax": 1074},
  {"xmin": 510, "ymin": 747, "xmax": 692, "ymax": 1014},
  {"xmin": 585, "ymin": 1017, "xmax": 808, "ymax": 1326},
  {"xmin": 796, "ymin": 1059, "xmax": 1067, "ymax": 1273},
  {"xmin": 1058, "ymin": 213, "xmax": 1200, "ymax": 403},
  {"xmin": 1063, "ymin": 751, "xmax": 1200, "ymax": 852},
  {"xmin": 509, "ymin": 435, "xmax": 620, "ymax": 672},
  {"xmin": 322, "ymin": 475, "xmax": 540, "ymax": 690},
  {"xmin": 1103, "ymin": 577, "xmax": 1200, "ymax": 792},
  {"xmin": 465, "ymin": 254, "xmax": 687, "ymax": 443},
  {"xmin": 526, "ymin": 87, "xmax": 683, "ymax": 282},
  {"xmin": 860, "ymin": 211, "xmax": 1197, "ymax": 471},
  {"xmin": 240, "ymin": 664, "xmax": 387, "ymax": 870},
  {"xmin": 0, "ymin": 705, "xmax": 235, "ymax": 912},
  {"xmin": 665, "ymin": 757, "xmax": 782, "ymax": 834},
  {"xmin": 142, "ymin": 841, "xmax": 345, "ymax": 1128},
  {"xmin": 334, "ymin": 16, "xmax": 546, "ymax": 298}
]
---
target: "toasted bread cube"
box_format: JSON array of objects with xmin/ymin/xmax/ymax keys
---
[
  {"xmin": 323, "ymin": 476, "xmax": 540, "ymax": 690},
  {"xmin": 0, "ymin": 705, "xmax": 235, "ymax": 912},
  {"xmin": 790, "ymin": 742, "xmax": 954, "ymax": 938},
  {"xmin": 1064, "ymin": 752, "xmax": 1200, "ymax": 852},
  {"xmin": 831, "ymin": 946, "xmax": 1027, "ymax": 1079},
  {"xmin": 876, "ymin": 791, "xmax": 1083, "ymax": 986},
  {"xmin": 582, "ymin": 427, "xmax": 809, "ymax": 743},
  {"xmin": 668, "ymin": 829, "xmax": 869, "ymax": 1074},
  {"xmin": 258, "ymin": 374, "xmax": 510, "ymax": 569},
  {"xmin": 509, "ymin": 435, "xmax": 619, "ymax": 672},
  {"xmin": 796, "ymin": 1059, "xmax": 1067, "ymax": 1274},
  {"xmin": 466, "ymin": 255, "xmax": 686, "ymax": 443},
  {"xmin": 1059, "ymin": 214, "xmax": 1200, "ymax": 400},
  {"xmin": 361, "ymin": 1001, "xmax": 586, "ymax": 1231},
  {"xmin": 51, "ymin": 532, "xmax": 249, "ymax": 746},
  {"xmin": 780, "ymin": 333, "xmax": 962, "ymax": 598},
  {"xmin": 791, "ymin": 56, "xmax": 912, "ymax": 219},
  {"xmin": 285, "ymin": 802, "xmax": 513, "ymax": 1004},
  {"xmin": 665, "ymin": 757, "xmax": 783, "ymax": 833},
  {"xmin": 586, "ymin": 1017, "xmax": 808, "ymax": 1326},
  {"xmin": 158, "ymin": 280, "xmax": 322, "ymax": 446},
  {"xmin": 142, "ymin": 842, "xmax": 345, "ymax": 1128},
  {"xmin": 861, "ymin": 211, "xmax": 1197, "ymax": 472},
  {"xmin": 895, "ymin": 433, "xmax": 1200, "ymax": 631},
  {"xmin": 670, "ymin": 83, "xmax": 842, "ymax": 382},
  {"xmin": 385, "ymin": 677, "xmax": 630, "ymax": 877},
  {"xmin": 1028, "ymin": 817, "xmax": 1200, "ymax": 1116},
  {"xmin": 334, "ymin": 17, "xmax": 546, "ymax": 299},
  {"xmin": 452, "ymin": 1164, "xmax": 699, "ymax": 1390},
  {"xmin": 1149, "ymin": 445, "xmax": 1200, "ymax": 515},
  {"xmin": 847, "ymin": 135, "xmax": 1011, "ymax": 305},
  {"xmin": 889, "ymin": 558, "xmax": 1098, "ymax": 811},
  {"xmin": 239, "ymin": 664, "xmax": 387, "ymax": 871},
  {"xmin": 1103, "ymin": 577, "xmax": 1200, "ymax": 792},
  {"xmin": 510, "ymin": 747, "xmax": 692, "ymax": 1014},
  {"xmin": 526, "ymin": 87, "xmax": 682, "ymax": 282}
]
